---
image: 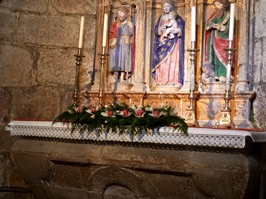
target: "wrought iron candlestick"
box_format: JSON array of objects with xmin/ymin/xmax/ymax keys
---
[
  {"xmin": 99, "ymin": 46, "xmax": 107, "ymax": 104},
  {"xmin": 73, "ymin": 48, "xmax": 84, "ymax": 107},
  {"xmin": 185, "ymin": 41, "xmax": 199, "ymax": 126},
  {"xmin": 216, "ymin": 41, "xmax": 235, "ymax": 128}
]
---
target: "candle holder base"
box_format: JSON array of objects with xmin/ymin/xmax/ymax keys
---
[
  {"xmin": 185, "ymin": 107, "xmax": 199, "ymax": 127},
  {"xmin": 185, "ymin": 90, "xmax": 199, "ymax": 127},
  {"xmin": 215, "ymin": 108, "xmax": 234, "ymax": 129}
]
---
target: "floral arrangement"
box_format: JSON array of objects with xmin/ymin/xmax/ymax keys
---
[{"xmin": 53, "ymin": 102, "xmax": 188, "ymax": 135}]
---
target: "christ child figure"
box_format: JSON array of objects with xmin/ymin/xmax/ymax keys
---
[{"xmin": 160, "ymin": 10, "xmax": 181, "ymax": 45}]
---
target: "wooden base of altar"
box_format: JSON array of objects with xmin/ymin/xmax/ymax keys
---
[{"xmin": 85, "ymin": 91, "xmax": 255, "ymax": 128}]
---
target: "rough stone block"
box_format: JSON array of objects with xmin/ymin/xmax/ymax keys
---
[
  {"xmin": 51, "ymin": 0, "xmax": 97, "ymax": 15},
  {"xmin": 0, "ymin": 9, "xmax": 18, "ymax": 43},
  {"xmin": 0, "ymin": 0, "xmax": 48, "ymax": 13},
  {"xmin": 81, "ymin": 50, "xmax": 95, "ymax": 84},
  {"xmin": 0, "ymin": 0, "xmax": 49, "ymax": 12},
  {"xmin": 253, "ymin": 83, "xmax": 266, "ymax": 129},
  {"xmin": 0, "ymin": 192, "xmax": 35, "ymax": 199},
  {"xmin": 255, "ymin": 0, "xmax": 266, "ymax": 38},
  {"xmin": 0, "ymin": 154, "xmax": 5, "ymax": 185},
  {"xmin": 11, "ymin": 152, "xmax": 50, "ymax": 185},
  {"xmin": 0, "ymin": 45, "xmax": 34, "ymax": 87},
  {"xmin": 18, "ymin": 14, "xmax": 96, "ymax": 48},
  {"xmin": 10, "ymin": 140, "xmax": 261, "ymax": 199},
  {"xmin": 253, "ymin": 38, "xmax": 263, "ymax": 84},
  {"xmin": 186, "ymin": 150, "xmax": 247, "ymax": 170},
  {"xmin": 37, "ymin": 48, "xmax": 91, "ymax": 85},
  {"xmin": 263, "ymin": 38, "xmax": 266, "ymax": 81},
  {"xmin": 0, "ymin": 131, "xmax": 18, "ymax": 153},
  {"xmin": 6, "ymin": 154, "xmax": 29, "ymax": 187},
  {"xmin": 38, "ymin": 48, "xmax": 76, "ymax": 85},
  {"xmin": 44, "ymin": 186, "xmax": 90, "ymax": 199},
  {"xmin": 101, "ymin": 145, "xmax": 189, "ymax": 171},
  {"xmin": 0, "ymin": 89, "xmax": 11, "ymax": 128},
  {"xmin": 11, "ymin": 86, "xmax": 63, "ymax": 120},
  {"xmin": 0, "ymin": 131, "xmax": 28, "ymax": 187}
]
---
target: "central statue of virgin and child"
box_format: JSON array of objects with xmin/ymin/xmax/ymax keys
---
[
  {"xmin": 109, "ymin": 0, "xmax": 185, "ymax": 88},
  {"xmin": 152, "ymin": 0, "xmax": 185, "ymax": 88}
]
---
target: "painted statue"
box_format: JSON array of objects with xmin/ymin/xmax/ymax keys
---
[
  {"xmin": 109, "ymin": 6, "xmax": 134, "ymax": 83},
  {"xmin": 152, "ymin": 0, "xmax": 185, "ymax": 87},
  {"xmin": 204, "ymin": 0, "xmax": 234, "ymax": 82}
]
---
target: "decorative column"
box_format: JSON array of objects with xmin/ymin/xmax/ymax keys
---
[
  {"xmin": 197, "ymin": 0, "xmax": 205, "ymax": 92},
  {"xmin": 180, "ymin": 0, "xmax": 192, "ymax": 92},
  {"xmin": 232, "ymin": 1, "xmax": 255, "ymax": 128},
  {"xmin": 235, "ymin": 0, "xmax": 250, "ymax": 92},
  {"xmin": 144, "ymin": 0, "xmax": 153, "ymax": 91},
  {"xmin": 91, "ymin": 1, "xmax": 109, "ymax": 92},
  {"xmin": 131, "ymin": 0, "xmax": 146, "ymax": 91}
]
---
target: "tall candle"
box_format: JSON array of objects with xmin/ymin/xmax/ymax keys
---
[
  {"xmin": 78, "ymin": 16, "xmax": 85, "ymax": 48},
  {"xmin": 102, "ymin": 13, "xmax": 109, "ymax": 47},
  {"xmin": 225, "ymin": 62, "xmax": 231, "ymax": 91},
  {"xmin": 228, "ymin": 3, "xmax": 235, "ymax": 41},
  {"xmin": 191, "ymin": 6, "xmax": 196, "ymax": 42}
]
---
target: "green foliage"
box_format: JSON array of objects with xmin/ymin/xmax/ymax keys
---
[{"xmin": 53, "ymin": 103, "xmax": 188, "ymax": 136}]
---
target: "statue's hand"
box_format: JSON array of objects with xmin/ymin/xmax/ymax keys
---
[
  {"xmin": 208, "ymin": 21, "xmax": 214, "ymax": 28},
  {"xmin": 158, "ymin": 26, "xmax": 166, "ymax": 35},
  {"xmin": 212, "ymin": 23, "xmax": 219, "ymax": 29},
  {"xmin": 214, "ymin": 24, "xmax": 226, "ymax": 32},
  {"xmin": 127, "ymin": 21, "xmax": 133, "ymax": 29},
  {"xmin": 110, "ymin": 44, "xmax": 117, "ymax": 49},
  {"xmin": 219, "ymin": 25, "xmax": 226, "ymax": 32},
  {"xmin": 161, "ymin": 25, "xmax": 167, "ymax": 32}
]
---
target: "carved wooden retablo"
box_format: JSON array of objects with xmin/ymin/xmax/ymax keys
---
[{"xmin": 85, "ymin": 0, "xmax": 254, "ymax": 128}]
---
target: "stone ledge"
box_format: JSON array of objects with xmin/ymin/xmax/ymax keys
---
[{"xmin": 6, "ymin": 120, "xmax": 266, "ymax": 149}]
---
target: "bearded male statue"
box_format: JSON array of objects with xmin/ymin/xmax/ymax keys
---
[{"xmin": 203, "ymin": 0, "xmax": 235, "ymax": 83}]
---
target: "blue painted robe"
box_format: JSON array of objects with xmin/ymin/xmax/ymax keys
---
[{"xmin": 152, "ymin": 14, "xmax": 185, "ymax": 86}]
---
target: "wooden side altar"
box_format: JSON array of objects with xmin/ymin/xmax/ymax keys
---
[{"xmin": 83, "ymin": 0, "xmax": 255, "ymax": 129}]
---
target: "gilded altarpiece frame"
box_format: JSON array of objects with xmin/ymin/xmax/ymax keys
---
[{"xmin": 85, "ymin": 0, "xmax": 254, "ymax": 128}]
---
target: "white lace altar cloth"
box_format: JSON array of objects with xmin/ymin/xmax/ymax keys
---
[{"xmin": 6, "ymin": 121, "xmax": 266, "ymax": 149}]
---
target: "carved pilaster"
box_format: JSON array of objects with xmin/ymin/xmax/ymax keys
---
[
  {"xmin": 180, "ymin": 0, "xmax": 192, "ymax": 92},
  {"xmin": 91, "ymin": 0, "xmax": 111, "ymax": 92},
  {"xmin": 233, "ymin": 92, "xmax": 255, "ymax": 128},
  {"xmin": 144, "ymin": 0, "xmax": 153, "ymax": 91},
  {"xmin": 235, "ymin": 0, "xmax": 250, "ymax": 92},
  {"xmin": 131, "ymin": 0, "xmax": 146, "ymax": 91}
]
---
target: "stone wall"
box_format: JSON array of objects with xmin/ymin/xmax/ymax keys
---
[
  {"xmin": 0, "ymin": 0, "xmax": 97, "ymax": 196},
  {"xmin": 0, "ymin": 130, "xmax": 34, "ymax": 198},
  {"xmin": 251, "ymin": 0, "xmax": 266, "ymax": 129},
  {"xmin": 0, "ymin": 0, "xmax": 97, "ymax": 128}
]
